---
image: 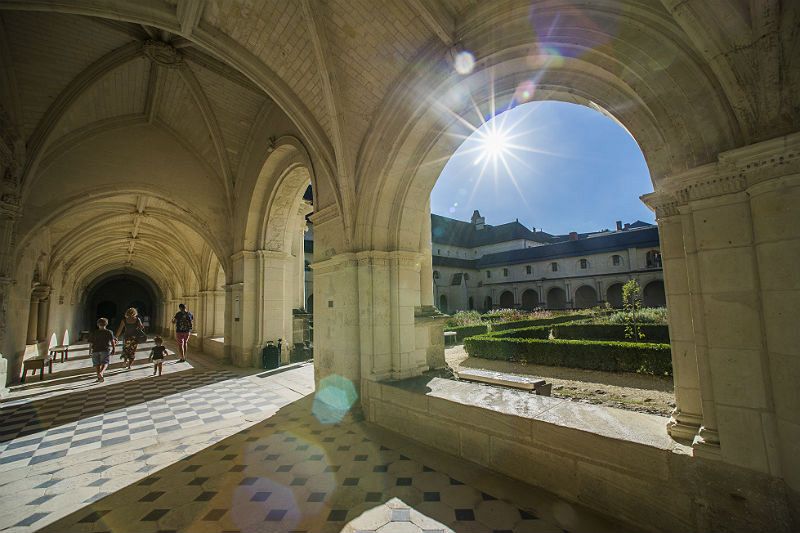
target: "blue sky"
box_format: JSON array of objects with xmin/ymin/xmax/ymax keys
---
[{"xmin": 431, "ymin": 101, "xmax": 655, "ymax": 235}]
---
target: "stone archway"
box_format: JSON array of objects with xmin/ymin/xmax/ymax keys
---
[
  {"xmin": 606, "ymin": 283, "xmax": 624, "ymax": 309},
  {"xmin": 574, "ymin": 285, "xmax": 598, "ymax": 309},
  {"xmin": 499, "ymin": 291, "xmax": 514, "ymax": 308},
  {"xmin": 643, "ymin": 280, "xmax": 666, "ymax": 308},
  {"xmin": 521, "ymin": 289, "xmax": 539, "ymax": 310},
  {"xmin": 546, "ymin": 287, "xmax": 567, "ymax": 310}
]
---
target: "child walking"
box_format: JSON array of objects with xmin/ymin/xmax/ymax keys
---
[
  {"xmin": 88, "ymin": 318, "xmax": 116, "ymax": 383},
  {"xmin": 149, "ymin": 336, "xmax": 168, "ymax": 376}
]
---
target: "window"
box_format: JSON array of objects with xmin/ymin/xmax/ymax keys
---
[
  {"xmin": 612, "ymin": 254, "xmax": 622, "ymax": 266},
  {"xmin": 437, "ymin": 249, "xmax": 441, "ymax": 254},
  {"xmin": 646, "ymin": 250, "xmax": 662, "ymax": 268},
  {"xmin": 580, "ymin": 259, "xmax": 588, "ymax": 269},
  {"xmin": 433, "ymin": 270, "xmax": 439, "ymax": 279},
  {"xmin": 486, "ymin": 270, "xmax": 491, "ymax": 279},
  {"xmin": 503, "ymin": 268, "xmax": 509, "ymax": 277},
  {"xmin": 551, "ymin": 262, "xmax": 559, "ymax": 272},
  {"xmin": 463, "ymin": 273, "xmax": 470, "ymax": 280},
  {"xmin": 526, "ymin": 265, "xmax": 532, "ymax": 275}
]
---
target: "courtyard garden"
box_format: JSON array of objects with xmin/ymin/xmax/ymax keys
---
[{"xmin": 445, "ymin": 281, "xmax": 675, "ymax": 415}]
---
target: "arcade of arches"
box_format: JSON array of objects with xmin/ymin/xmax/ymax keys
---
[{"xmin": 0, "ymin": 2, "xmax": 798, "ymax": 532}]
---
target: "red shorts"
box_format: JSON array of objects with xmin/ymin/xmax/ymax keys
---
[{"xmin": 176, "ymin": 332, "xmax": 191, "ymax": 344}]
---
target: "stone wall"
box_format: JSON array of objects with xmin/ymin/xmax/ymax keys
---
[{"xmin": 363, "ymin": 377, "xmax": 795, "ymax": 533}]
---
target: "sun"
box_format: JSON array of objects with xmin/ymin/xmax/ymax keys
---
[{"xmin": 474, "ymin": 122, "xmax": 511, "ymax": 164}]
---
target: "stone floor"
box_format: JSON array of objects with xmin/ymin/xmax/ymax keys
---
[{"xmin": 1, "ymin": 341, "xmax": 632, "ymax": 533}]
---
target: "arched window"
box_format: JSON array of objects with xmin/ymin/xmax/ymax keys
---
[
  {"xmin": 439, "ymin": 294, "xmax": 448, "ymax": 313},
  {"xmin": 646, "ymin": 250, "xmax": 662, "ymax": 268}
]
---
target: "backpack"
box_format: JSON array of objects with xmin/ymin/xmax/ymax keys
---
[{"xmin": 176, "ymin": 311, "xmax": 193, "ymax": 332}]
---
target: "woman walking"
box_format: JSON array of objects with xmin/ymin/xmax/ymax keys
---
[{"xmin": 116, "ymin": 307, "xmax": 144, "ymax": 370}]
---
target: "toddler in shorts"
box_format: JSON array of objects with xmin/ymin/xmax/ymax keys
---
[{"xmin": 149, "ymin": 336, "xmax": 168, "ymax": 376}]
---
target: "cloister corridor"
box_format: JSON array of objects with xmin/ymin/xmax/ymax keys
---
[
  {"xmin": 0, "ymin": 1, "xmax": 798, "ymax": 532},
  {"xmin": 0, "ymin": 339, "xmax": 624, "ymax": 533}
]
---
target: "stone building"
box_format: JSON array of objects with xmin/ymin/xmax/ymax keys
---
[
  {"xmin": 431, "ymin": 210, "xmax": 664, "ymax": 313},
  {"xmin": 0, "ymin": 2, "xmax": 798, "ymax": 532}
]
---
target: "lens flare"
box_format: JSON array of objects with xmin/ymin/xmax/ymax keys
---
[
  {"xmin": 453, "ymin": 51, "xmax": 475, "ymax": 75},
  {"xmin": 312, "ymin": 374, "xmax": 358, "ymax": 424}
]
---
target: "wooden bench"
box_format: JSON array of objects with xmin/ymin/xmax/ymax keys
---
[
  {"xmin": 456, "ymin": 368, "xmax": 552, "ymax": 396},
  {"xmin": 49, "ymin": 345, "xmax": 70, "ymax": 362},
  {"xmin": 21, "ymin": 357, "xmax": 53, "ymax": 383},
  {"xmin": 443, "ymin": 331, "xmax": 457, "ymax": 346}
]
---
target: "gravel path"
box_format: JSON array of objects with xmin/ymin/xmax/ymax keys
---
[{"xmin": 445, "ymin": 345, "xmax": 675, "ymax": 417}]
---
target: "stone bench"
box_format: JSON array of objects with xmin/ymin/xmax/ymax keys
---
[
  {"xmin": 456, "ymin": 368, "xmax": 551, "ymax": 395},
  {"xmin": 21, "ymin": 357, "xmax": 53, "ymax": 383},
  {"xmin": 443, "ymin": 331, "xmax": 457, "ymax": 346}
]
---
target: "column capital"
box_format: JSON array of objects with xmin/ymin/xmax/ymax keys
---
[{"xmin": 650, "ymin": 131, "xmax": 800, "ymax": 208}]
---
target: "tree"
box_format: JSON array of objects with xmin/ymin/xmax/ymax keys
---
[{"xmin": 622, "ymin": 279, "xmax": 645, "ymax": 341}]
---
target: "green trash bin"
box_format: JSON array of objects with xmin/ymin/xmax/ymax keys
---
[{"xmin": 262, "ymin": 340, "xmax": 281, "ymax": 370}]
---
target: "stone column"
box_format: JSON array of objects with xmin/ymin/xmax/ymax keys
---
[
  {"xmin": 36, "ymin": 296, "xmax": 50, "ymax": 342},
  {"xmin": 643, "ymin": 193, "xmax": 703, "ymax": 441},
  {"xmin": 654, "ymin": 132, "xmax": 800, "ymax": 478},
  {"xmin": 26, "ymin": 297, "xmax": 39, "ymax": 345},
  {"xmin": 226, "ymin": 250, "xmax": 258, "ymax": 367},
  {"xmin": 419, "ymin": 201, "xmax": 434, "ymax": 308},
  {"xmin": 734, "ymin": 135, "xmax": 800, "ymax": 494},
  {"xmin": 258, "ymin": 250, "xmax": 294, "ymax": 363},
  {"xmin": 312, "ymin": 253, "xmax": 360, "ymax": 384}
]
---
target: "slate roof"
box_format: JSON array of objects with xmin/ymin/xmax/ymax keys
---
[
  {"xmin": 432, "ymin": 256, "xmax": 478, "ymax": 269},
  {"xmin": 477, "ymin": 226, "xmax": 660, "ymax": 268},
  {"xmin": 431, "ymin": 214, "xmax": 551, "ymax": 247}
]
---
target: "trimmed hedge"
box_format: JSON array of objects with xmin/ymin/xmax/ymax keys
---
[
  {"xmin": 490, "ymin": 314, "xmax": 592, "ymax": 332},
  {"xmin": 464, "ymin": 335, "xmax": 672, "ymax": 375},
  {"xmin": 449, "ymin": 323, "xmax": 490, "ymax": 342},
  {"xmin": 551, "ymin": 323, "xmax": 670, "ymax": 343}
]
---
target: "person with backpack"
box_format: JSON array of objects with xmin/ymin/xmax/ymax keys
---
[{"xmin": 171, "ymin": 303, "xmax": 194, "ymax": 363}]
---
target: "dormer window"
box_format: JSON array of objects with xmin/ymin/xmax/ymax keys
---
[{"xmin": 646, "ymin": 250, "xmax": 662, "ymax": 268}]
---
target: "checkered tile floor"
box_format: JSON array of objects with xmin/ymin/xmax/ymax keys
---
[
  {"xmin": 39, "ymin": 397, "xmax": 597, "ymax": 533},
  {"xmin": 0, "ymin": 370, "xmax": 282, "ymax": 471}
]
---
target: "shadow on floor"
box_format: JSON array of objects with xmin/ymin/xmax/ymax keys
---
[
  {"xmin": 39, "ymin": 393, "xmax": 631, "ymax": 533},
  {"xmin": 0, "ymin": 352, "xmax": 239, "ymax": 444}
]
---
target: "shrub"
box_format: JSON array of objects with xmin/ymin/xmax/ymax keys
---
[
  {"xmin": 446, "ymin": 310, "xmax": 484, "ymax": 328},
  {"xmin": 551, "ymin": 323, "xmax": 670, "ymax": 343},
  {"xmin": 491, "ymin": 313, "xmax": 592, "ymax": 332},
  {"xmin": 597, "ymin": 307, "xmax": 668, "ymax": 325},
  {"xmin": 448, "ymin": 323, "xmax": 490, "ymax": 342},
  {"xmin": 485, "ymin": 326, "xmax": 551, "ymax": 340},
  {"xmin": 464, "ymin": 335, "xmax": 672, "ymax": 375},
  {"xmin": 482, "ymin": 308, "xmax": 529, "ymax": 322}
]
